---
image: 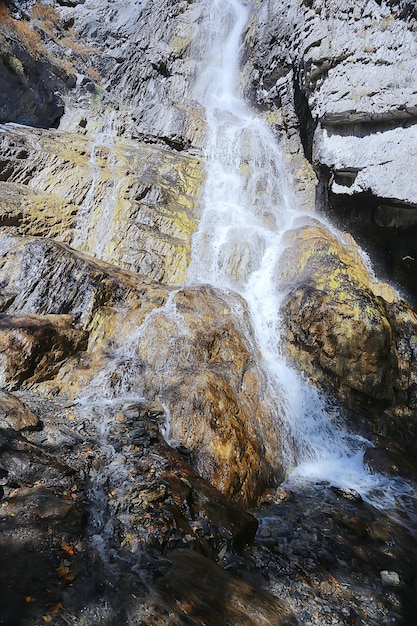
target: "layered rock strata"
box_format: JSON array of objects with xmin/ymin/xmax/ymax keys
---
[{"xmin": 243, "ymin": 0, "xmax": 417, "ymax": 296}]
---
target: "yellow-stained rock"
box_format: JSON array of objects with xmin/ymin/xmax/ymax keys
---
[
  {"xmin": 278, "ymin": 224, "xmax": 393, "ymax": 398},
  {"xmin": 0, "ymin": 233, "xmax": 282, "ymax": 505},
  {"xmin": 0, "ymin": 121, "xmax": 204, "ymax": 286},
  {"xmin": 42, "ymin": 281, "xmax": 283, "ymax": 506},
  {"xmin": 135, "ymin": 285, "xmax": 283, "ymax": 507},
  {"xmin": 276, "ymin": 222, "xmax": 417, "ymax": 478},
  {"xmin": 278, "ymin": 223, "xmax": 417, "ymax": 411},
  {"xmin": 0, "ymin": 182, "xmax": 77, "ymax": 243}
]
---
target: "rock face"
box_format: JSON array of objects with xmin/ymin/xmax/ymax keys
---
[
  {"xmin": 242, "ymin": 0, "xmax": 417, "ymax": 296},
  {"xmin": 0, "ymin": 2, "xmax": 78, "ymax": 127},
  {"xmin": 279, "ymin": 220, "xmax": 417, "ymax": 473},
  {"xmin": 0, "ymin": 232, "xmax": 282, "ymax": 506},
  {"xmin": 0, "ymin": 119, "xmax": 203, "ymax": 286},
  {"xmin": 0, "ymin": 0, "xmax": 417, "ymax": 625}
]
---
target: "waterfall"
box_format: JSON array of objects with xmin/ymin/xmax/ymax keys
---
[{"xmin": 187, "ymin": 0, "xmax": 417, "ymax": 526}]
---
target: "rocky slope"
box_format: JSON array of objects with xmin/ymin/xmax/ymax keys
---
[{"xmin": 0, "ymin": 1, "xmax": 417, "ymax": 625}]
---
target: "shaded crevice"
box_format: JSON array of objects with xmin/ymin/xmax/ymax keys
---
[
  {"xmin": 151, "ymin": 60, "xmax": 171, "ymax": 78},
  {"xmin": 333, "ymin": 168, "xmax": 360, "ymax": 188},
  {"xmin": 376, "ymin": 0, "xmax": 417, "ymax": 20},
  {"xmin": 325, "ymin": 189, "xmax": 417, "ymax": 303},
  {"xmin": 0, "ymin": 212, "xmax": 23, "ymax": 227},
  {"xmin": 293, "ymin": 69, "xmax": 316, "ymax": 162},
  {"xmin": 0, "ymin": 163, "xmax": 15, "ymax": 182},
  {"xmin": 161, "ymin": 136, "xmax": 191, "ymax": 152}
]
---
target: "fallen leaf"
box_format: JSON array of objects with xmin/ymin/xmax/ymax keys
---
[
  {"xmin": 60, "ymin": 541, "xmax": 74, "ymax": 556},
  {"xmin": 50, "ymin": 601, "xmax": 62, "ymax": 614}
]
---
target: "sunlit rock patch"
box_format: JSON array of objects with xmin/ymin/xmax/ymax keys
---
[
  {"xmin": 0, "ymin": 124, "xmax": 204, "ymax": 285},
  {"xmin": 279, "ymin": 221, "xmax": 417, "ymax": 473}
]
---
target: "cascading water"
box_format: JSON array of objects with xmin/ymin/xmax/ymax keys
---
[
  {"xmin": 71, "ymin": 110, "xmax": 121, "ymax": 260},
  {"xmin": 187, "ymin": 0, "xmax": 417, "ymax": 528}
]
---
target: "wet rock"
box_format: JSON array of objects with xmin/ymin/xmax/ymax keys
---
[
  {"xmin": 279, "ymin": 221, "xmax": 417, "ymax": 470},
  {"xmin": 155, "ymin": 549, "xmax": 297, "ymax": 626},
  {"xmin": 248, "ymin": 484, "xmax": 417, "ymax": 625},
  {"xmin": 0, "ymin": 313, "xmax": 88, "ymax": 389},
  {"xmin": 331, "ymin": 487, "xmax": 363, "ymax": 503},
  {"xmin": 0, "ymin": 389, "xmax": 38, "ymax": 430},
  {"xmin": 137, "ymin": 285, "xmax": 284, "ymax": 507},
  {"xmin": 0, "ymin": 231, "xmax": 282, "ymax": 507},
  {"xmin": 0, "ymin": 394, "xmax": 272, "ymax": 625},
  {"xmin": 0, "ymin": 419, "xmax": 89, "ymax": 626},
  {"xmin": 0, "ymin": 234, "xmax": 169, "ymax": 327},
  {"xmin": 0, "ymin": 123, "xmax": 203, "ymax": 285},
  {"xmin": 363, "ymin": 447, "xmax": 400, "ymax": 476},
  {"xmin": 279, "ymin": 222, "xmax": 397, "ymax": 402}
]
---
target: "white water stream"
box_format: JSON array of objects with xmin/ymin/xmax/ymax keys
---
[
  {"xmin": 187, "ymin": 0, "xmax": 417, "ymax": 527},
  {"xmin": 71, "ymin": 110, "xmax": 121, "ymax": 260}
]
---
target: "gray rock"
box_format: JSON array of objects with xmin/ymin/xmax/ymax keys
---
[
  {"xmin": 243, "ymin": 0, "xmax": 417, "ymax": 205},
  {"xmin": 380, "ymin": 570, "xmax": 401, "ymax": 587},
  {"xmin": 242, "ymin": 0, "xmax": 417, "ymax": 294}
]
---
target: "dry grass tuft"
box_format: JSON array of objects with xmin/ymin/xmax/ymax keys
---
[{"xmin": 0, "ymin": 1, "xmax": 46, "ymax": 59}]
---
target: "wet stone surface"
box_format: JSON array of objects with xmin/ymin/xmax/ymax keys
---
[
  {"xmin": 0, "ymin": 393, "xmax": 261, "ymax": 625},
  {"xmin": 0, "ymin": 391, "xmax": 416, "ymax": 624},
  {"xmin": 240, "ymin": 485, "xmax": 417, "ymax": 626}
]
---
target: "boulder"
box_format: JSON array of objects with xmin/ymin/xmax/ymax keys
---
[
  {"xmin": 278, "ymin": 220, "xmax": 417, "ymax": 472},
  {"xmin": 0, "ymin": 313, "xmax": 88, "ymax": 389},
  {"xmin": 54, "ymin": 284, "xmax": 283, "ymax": 506},
  {"xmin": 136, "ymin": 285, "xmax": 283, "ymax": 507},
  {"xmin": 0, "ymin": 233, "xmax": 281, "ymax": 505},
  {"xmin": 278, "ymin": 222, "xmax": 397, "ymax": 402},
  {"xmin": 0, "ymin": 389, "xmax": 38, "ymax": 430}
]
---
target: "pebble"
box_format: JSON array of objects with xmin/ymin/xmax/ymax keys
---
[{"xmin": 380, "ymin": 570, "xmax": 400, "ymax": 587}]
